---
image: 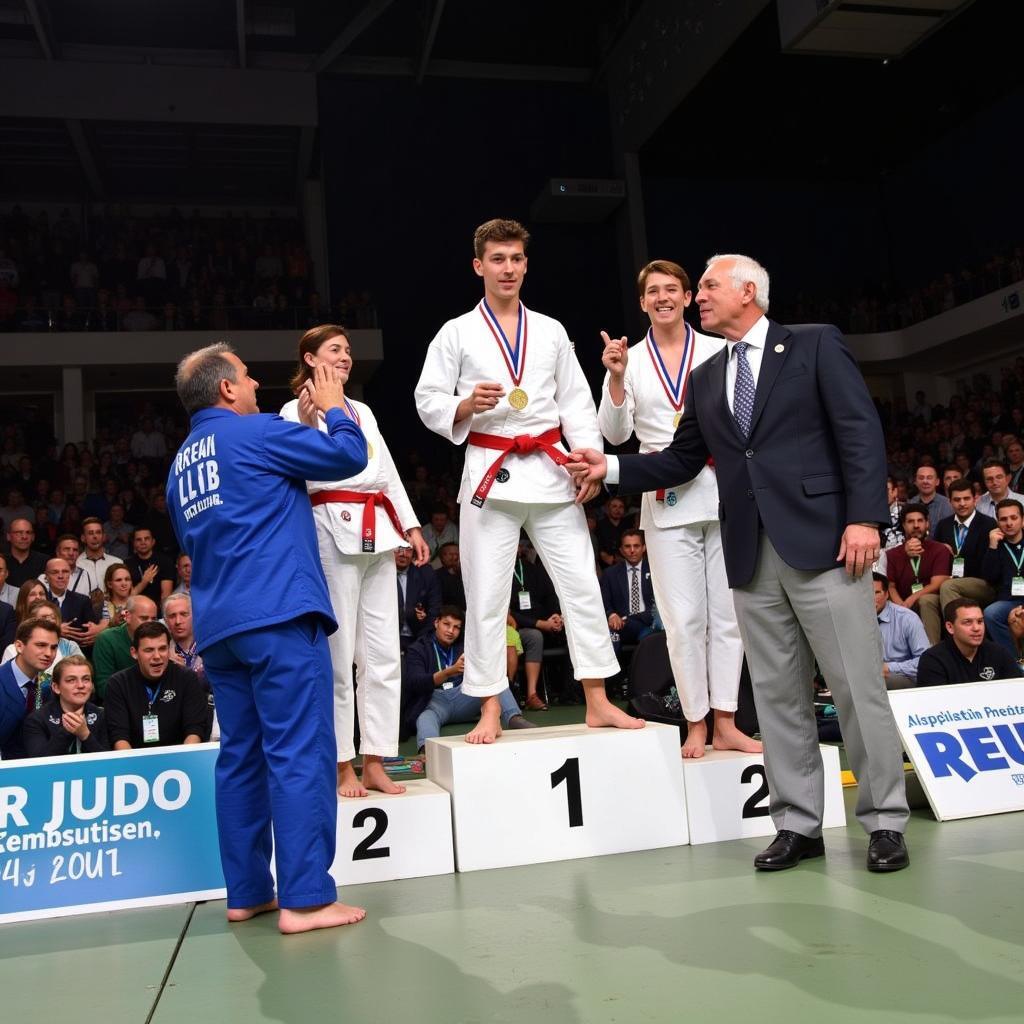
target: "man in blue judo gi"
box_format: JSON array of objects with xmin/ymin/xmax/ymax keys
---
[{"xmin": 167, "ymin": 343, "xmax": 368, "ymax": 934}]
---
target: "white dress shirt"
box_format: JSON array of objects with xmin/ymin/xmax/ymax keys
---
[{"xmin": 608, "ymin": 315, "xmax": 769, "ymax": 484}]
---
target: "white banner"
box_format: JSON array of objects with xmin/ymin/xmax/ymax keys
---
[{"xmin": 888, "ymin": 679, "xmax": 1024, "ymax": 821}]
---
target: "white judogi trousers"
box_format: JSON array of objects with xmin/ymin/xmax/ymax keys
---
[
  {"xmin": 643, "ymin": 518, "xmax": 743, "ymax": 721},
  {"xmin": 315, "ymin": 517, "xmax": 401, "ymax": 761},
  {"xmin": 459, "ymin": 499, "xmax": 620, "ymax": 697}
]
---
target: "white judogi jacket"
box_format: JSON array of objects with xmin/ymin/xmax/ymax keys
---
[
  {"xmin": 280, "ymin": 397, "xmax": 419, "ymax": 555},
  {"xmin": 598, "ymin": 328, "xmax": 725, "ymax": 529},
  {"xmin": 415, "ymin": 302, "xmax": 602, "ymax": 506}
]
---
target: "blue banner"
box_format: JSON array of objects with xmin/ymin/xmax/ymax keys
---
[{"xmin": 0, "ymin": 744, "xmax": 225, "ymax": 923}]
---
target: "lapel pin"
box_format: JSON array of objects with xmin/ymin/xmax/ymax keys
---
[{"xmin": 774, "ymin": 343, "xmax": 785, "ymax": 353}]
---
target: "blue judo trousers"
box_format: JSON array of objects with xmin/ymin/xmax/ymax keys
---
[{"xmin": 167, "ymin": 404, "xmax": 367, "ymax": 909}]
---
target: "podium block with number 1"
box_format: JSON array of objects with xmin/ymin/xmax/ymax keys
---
[{"xmin": 427, "ymin": 722, "xmax": 688, "ymax": 872}]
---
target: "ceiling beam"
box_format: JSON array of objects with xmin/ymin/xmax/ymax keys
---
[
  {"xmin": 330, "ymin": 55, "xmax": 592, "ymax": 83},
  {"xmin": 311, "ymin": 0, "xmax": 395, "ymax": 74},
  {"xmin": 415, "ymin": 0, "xmax": 446, "ymax": 85},
  {"xmin": 23, "ymin": 0, "xmax": 55, "ymax": 60},
  {"xmin": 236, "ymin": 0, "xmax": 247, "ymax": 69}
]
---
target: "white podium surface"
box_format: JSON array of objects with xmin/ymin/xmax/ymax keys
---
[
  {"xmin": 681, "ymin": 745, "xmax": 847, "ymax": 845},
  {"xmin": 426, "ymin": 722, "xmax": 689, "ymax": 872},
  {"xmin": 329, "ymin": 779, "xmax": 455, "ymax": 886}
]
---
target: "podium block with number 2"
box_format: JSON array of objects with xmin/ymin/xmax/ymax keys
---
[
  {"xmin": 427, "ymin": 722, "xmax": 689, "ymax": 872},
  {"xmin": 681, "ymin": 745, "xmax": 846, "ymax": 845}
]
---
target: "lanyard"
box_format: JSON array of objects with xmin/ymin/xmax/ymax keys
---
[
  {"xmin": 513, "ymin": 558, "xmax": 525, "ymax": 590},
  {"xmin": 909, "ymin": 556, "xmax": 921, "ymax": 581},
  {"xmin": 433, "ymin": 642, "xmax": 455, "ymax": 673},
  {"xmin": 145, "ymin": 682, "xmax": 162, "ymax": 711},
  {"xmin": 1004, "ymin": 540, "xmax": 1024, "ymax": 574},
  {"xmin": 953, "ymin": 521, "xmax": 968, "ymax": 555}
]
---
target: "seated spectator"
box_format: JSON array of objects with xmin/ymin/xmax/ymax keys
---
[
  {"xmin": 600, "ymin": 529, "xmax": 656, "ymax": 654},
  {"xmin": 142, "ymin": 492, "xmax": 177, "ymax": 556},
  {"xmin": 395, "ymin": 545, "xmax": 441, "ymax": 652},
  {"xmin": 163, "ymin": 591, "xmax": 203, "ymax": 676},
  {"xmin": 873, "ymin": 572, "xmax": 929, "ymax": 689},
  {"xmin": 121, "ymin": 296, "xmax": 157, "ymax": 332},
  {"xmin": 976, "ymin": 458, "xmax": 1024, "ymax": 519},
  {"xmin": 174, "ymin": 552, "xmax": 192, "ymax": 593},
  {"xmin": 2, "ymin": 598, "xmax": 84, "ymax": 669},
  {"xmin": 435, "ymin": 542, "xmax": 465, "ymax": 609},
  {"xmin": 102, "ymin": 563, "xmax": 133, "ymax": 627},
  {"xmin": 0, "ymin": 554, "xmax": 18, "ymax": 606},
  {"xmin": 91, "ymin": 594, "xmax": 159, "ymax": 698},
  {"xmin": 5, "ymin": 518, "xmax": 47, "ymax": 587},
  {"xmin": 22, "ymin": 654, "xmax": 108, "ymax": 757},
  {"xmin": 47, "ymin": 534, "xmax": 92, "ymax": 597},
  {"xmin": 508, "ymin": 536, "xmax": 561, "ymax": 712},
  {"xmin": 0, "ymin": 488, "xmax": 33, "ymax": 531},
  {"xmin": 13, "ymin": 579, "xmax": 47, "ymax": 622},
  {"xmin": 31, "ymin": 506, "xmax": 57, "ymax": 554},
  {"xmin": 941, "ymin": 464, "xmax": 962, "ymax": 498},
  {"xmin": 0, "ymin": 594, "xmax": 12, "ymax": 652},
  {"xmin": 596, "ymin": 496, "xmax": 629, "ymax": 567},
  {"xmin": 103, "ymin": 503, "xmax": 134, "ymax": 560},
  {"xmin": 77, "ymin": 516, "xmax": 124, "ymax": 595},
  {"xmin": 935, "ymin": 479, "xmax": 996, "ymax": 612},
  {"xmin": 884, "ymin": 504, "xmax": 951, "ymax": 644},
  {"xmin": 882, "ymin": 475, "xmax": 904, "ymax": 549},
  {"xmin": 911, "ymin": 465, "xmax": 952, "ymax": 535},
  {"xmin": 980, "ymin": 498, "xmax": 1024, "ymax": 656},
  {"xmin": 422, "ymin": 506, "xmax": 459, "ymax": 567},
  {"xmin": 400, "ymin": 606, "xmax": 533, "ymax": 751},
  {"xmin": 1007, "ymin": 438, "xmax": 1024, "ymax": 492},
  {"xmin": 104, "ymin": 621, "xmax": 209, "ymax": 749},
  {"xmin": 126, "ymin": 526, "xmax": 174, "ymax": 604},
  {"xmin": 917, "ymin": 599, "xmax": 1023, "ymax": 686},
  {"xmin": 41, "ymin": 557, "xmax": 101, "ymax": 647},
  {"xmin": 0, "ymin": 617, "xmax": 58, "ymax": 759}
]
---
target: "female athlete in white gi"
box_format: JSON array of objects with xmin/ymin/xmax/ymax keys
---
[
  {"xmin": 598, "ymin": 260, "xmax": 761, "ymax": 758},
  {"xmin": 282, "ymin": 325, "xmax": 429, "ymax": 795}
]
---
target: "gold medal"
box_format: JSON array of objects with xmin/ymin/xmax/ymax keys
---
[
  {"xmin": 672, "ymin": 412, "xmax": 682, "ymax": 428},
  {"xmin": 367, "ymin": 442, "xmax": 375, "ymax": 459},
  {"xmin": 508, "ymin": 387, "xmax": 529, "ymax": 410}
]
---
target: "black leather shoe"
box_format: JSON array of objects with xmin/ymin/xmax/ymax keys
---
[
  {"xmin": 867, "ymin": 830, "xmax": 909, "ymax": 872},
  {"xmin": 754, "ymin": 830, "xmax": 825, "ymax": 871}
]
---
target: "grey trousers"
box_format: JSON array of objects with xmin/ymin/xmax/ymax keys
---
[{"xmin": 733, "ymin": 537, "xmax": 909, "ymax": 837}]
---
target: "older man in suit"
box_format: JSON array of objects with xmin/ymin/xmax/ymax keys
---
[{"xmin": 569, "ymin": 253, "xmax": 909, "ymax": 873}]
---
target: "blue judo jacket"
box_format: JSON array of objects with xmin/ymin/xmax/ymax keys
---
[{"xmin": 166, "ymin": 406, "xmax": 367, "ymax": 651}]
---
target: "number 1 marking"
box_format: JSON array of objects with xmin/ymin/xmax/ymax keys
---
[{"xmin": 551, "ymin": 757, "xmax": 584, "ymax": 828}]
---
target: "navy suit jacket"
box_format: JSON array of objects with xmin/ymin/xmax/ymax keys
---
[
  {"xmin": 50, "ymin": 590, "xmax": 99, "ymax": 628},
  {"xmin": 600, "ymin": 558, "xmax": 655, "ymax": 626},
  {"xmin": 0, "ymin": 659, "xmax": 51, "ymax": 760},
  {"xmin": 932, "ymin": 511, "xmax": 996, "ymax": 580},
  {"xmin": 617, "ymin": 321, "xmax": 888, "ymax": 587},
  {"xmin": 399, "ymin": 563, "xmax": 442, "ymax": 639},
  {"xmin": 0, "ymin": 600, "xmax": 14, "ymax": 651}
]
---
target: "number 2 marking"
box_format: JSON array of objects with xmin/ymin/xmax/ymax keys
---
[
  {"xmin": 551, "ymin": 757, "xmax": 584, "ymax": 828},
  {"xmin": 741, "ymin": 764, "xmax": 770, "ymax": 818},
  {"xmin": 352, "ymin": 808, "xmax": 390, "ymax": 860}
]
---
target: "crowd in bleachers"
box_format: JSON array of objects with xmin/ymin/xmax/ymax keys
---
[
  {"xmin": 0, "ymin": 205, "xmax": 376, "ymax": 333},
  {"xmin": 775, "ymin": 242, "xmax": 1024, "ymax": 333}
]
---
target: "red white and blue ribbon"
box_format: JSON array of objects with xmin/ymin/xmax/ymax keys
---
[
  {"xmin": 479, "ymin": 299, "xmax": 528, "ymax": 386},
  {"xmin": 645, "ymin": 323, "xmax": 694, "ymax": 414}
]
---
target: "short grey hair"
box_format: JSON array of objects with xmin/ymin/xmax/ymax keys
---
[
  {"xmin": 176, "ymin": 342, "xmax": 237, "ymax": 414},
  {"xmin": 162, "ymin": 590, "xmax": 192, "ymax": 615},
  {"xmin": 706, "ymin": 254, "xmax": 770, "ymax": 313}
]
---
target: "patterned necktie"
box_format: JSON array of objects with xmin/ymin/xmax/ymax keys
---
[
  {"xmin": 629, "ymin": 566, "xmax": 640, "ymax": 614},
  {"xmin": 733, "ymin": 341, "xmax": 756, "ymax": 437}
]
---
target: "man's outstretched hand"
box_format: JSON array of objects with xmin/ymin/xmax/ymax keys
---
[{"xmin": 566, "ymin": 449, "xmax": 608, "ymax": 504}]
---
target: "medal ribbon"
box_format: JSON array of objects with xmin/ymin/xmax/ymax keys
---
[
  {"xmin": 479, "ymin": 300, "xmax": 528, "ymax": 386},
  {"xmin": 344, "ymin": 398, "xmax": 360, "ymax": 424},
  {"xmin": 645, "ymin": 324, "xmax": 694, "ymax": 413}
]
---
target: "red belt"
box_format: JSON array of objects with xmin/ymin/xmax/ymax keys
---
[
  {"xmin": 310, "ymin": 489, "xmax": 405, "ymax": 553},
  {"xmin": 467, "ymin": 428, "xmax": 568, "ymax": 507},
  {"xmin": 655, "ymin": 456, "xmax": 715, "ymax": 502}
]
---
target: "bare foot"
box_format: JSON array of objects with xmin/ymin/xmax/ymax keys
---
[
  {"xmin": 278, "ymin": 901, "xmax": 366, "ymax": 935},
  {"xmin": 681, "ymin": 719, "xmax": 708, "ymax": 758},
  {"xmin": 711, "ymin": 719, "xmax": 763, "ymax": 754},
  {"xmin": 337, "ymin": 761, "xmax": 368, "ymax": 798},
  {"xmin": 361, "ymin": 755, "xmax": 407, "ymax": 795},
  {"xmin": 227, "ymin": 899, "xmax": 278, "ymax": 923},
  {"xmin": 584, "ymin": 700, "xmax": 645, "ymax": 730},
  {"xmin": 466, "ymin": 696, "xmax": 502, "ymax": 744}
]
